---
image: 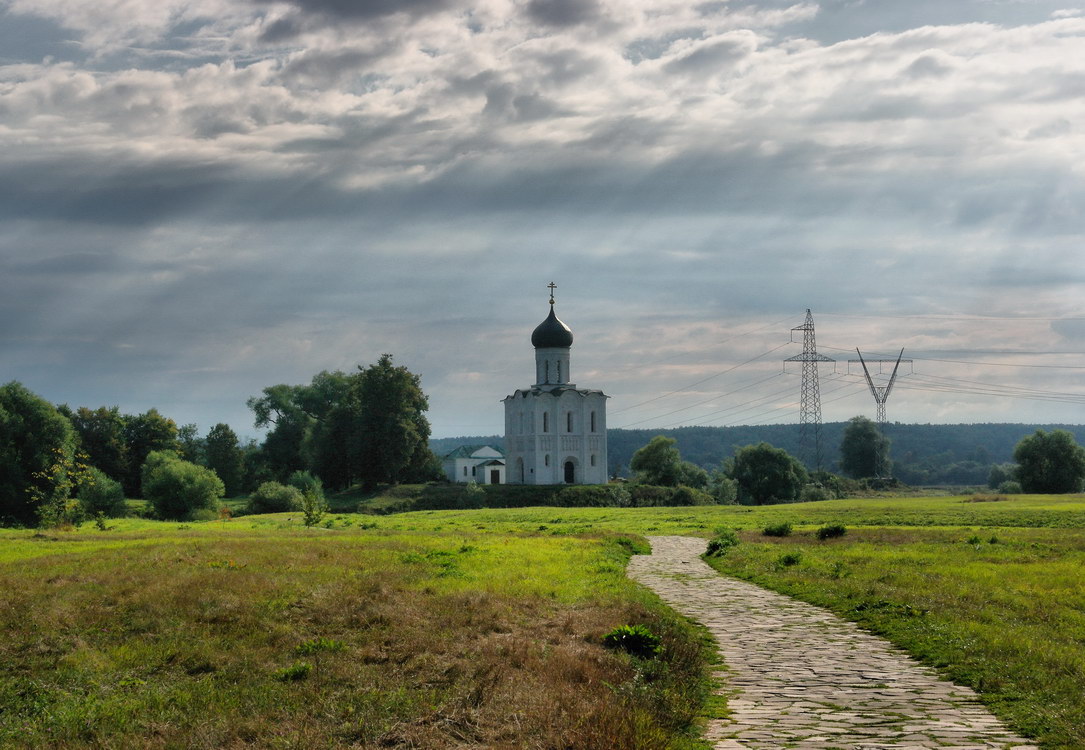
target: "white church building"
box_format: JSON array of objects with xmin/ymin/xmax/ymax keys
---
[{"xmin": 502, "ymin": 286, "xmax": 609, "ymax": 484}]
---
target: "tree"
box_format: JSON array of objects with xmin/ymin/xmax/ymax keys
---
[
  {"xmin": 839, "ymin": 416, "xmax": 891, "ymax": 478},
  {"xmin": 67, "ymin": 406, "xmax": 129, "ymax": 482},
  {"xmin": 352, "ymin": 354, "xmax": 432, "ymax": 488},
  {"xmin": 205, "ymin": 423, "xmax": 244, "ymax": 497},
  {"xmin": 0, "ymin": 382, "xmax": 77, "ymax": 524},
  {"xmin": 728, "ymin": 442, "xmax": 808, "ymax": 505},
  {"xmin": 1012, "ymin": 429, "xmax": 1085, "ymax": 494},
  {"xmin": 123, "ymin": 409, "xmax": 180, "ymax": 496},
  {"xmin": 177, "ymin": 423, "xmax": 206, "ymax": 465},
  {"xmin": 141, "ymin": 451, "xmax": 224, "ymax": 520},
  {"xmin": 78, "ymin": 467, "xmax": 127, "ymax": 517},
  {"xmin": 630, "ymin": 436, "xmax": 682, "ymax": 486}
]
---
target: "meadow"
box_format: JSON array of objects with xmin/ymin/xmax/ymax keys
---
[
  {"xmin": 3, "ymin": 493, "xmax": 1084, "ymax": 748},
  {"xmin": 0, "ymin": 520, "xmax": 712, "ymax": 749}
]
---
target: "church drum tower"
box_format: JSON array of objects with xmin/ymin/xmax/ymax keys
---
[{"xmin": 502, "ymin": 285, "xmax": 609, "ymax": 485}]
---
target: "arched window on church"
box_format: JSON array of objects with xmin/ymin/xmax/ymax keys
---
[
  {"xmin": 544, "ymin": 454, "xmax": 550, "ymax": 467},
  {"xmin": 545, "ymin": 361, "xmax": 550, "ymax": 383},
  {"xmin": 566, "ymin": 412, "xmax": 573, "ymax": 432},
  {"xmin": 543, "ymin": 412, "xmax": 549, "ymax": 433},
  {"xmin": 590, "ymin": 411, "xmax": 596, "ymax": 432},
  {"xmin": 557, "ymin": 361, "xmax": 561, "ymax": 382}
]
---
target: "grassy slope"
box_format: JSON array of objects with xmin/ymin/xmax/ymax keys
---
[{"xmin": 0, "ymin": 521, "xmax": 713, "ymax": 749}]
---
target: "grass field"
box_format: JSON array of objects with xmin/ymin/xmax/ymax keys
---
[
  {"xmin": 0, "ymin": 521, "xmax": 713, "ymax": 749},
  {"xmin": 4, "ymin": 493, "xmax": 1084, "ymax": 748}
]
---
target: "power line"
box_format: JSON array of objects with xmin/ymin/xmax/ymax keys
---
[
  {"xmin": 610, "ymin": 341, "xmax": 792, "ymax": 416},
  {"xmin": 614, "ymin": 371, "xmax": 785, "ymax": 429}
]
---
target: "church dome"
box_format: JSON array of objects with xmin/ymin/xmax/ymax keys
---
[{"xmin": 531, "ymin": 305, "xmax": 573, "ymax": 348}]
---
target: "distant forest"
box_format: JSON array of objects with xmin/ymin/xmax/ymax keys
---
[{"xmin": 431, "ymin": 423, "xmax": 1085, "ymax": 486}]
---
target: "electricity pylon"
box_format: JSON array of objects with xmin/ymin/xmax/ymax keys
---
[
  {"xmin": 785, "ymin": 310, "xmax": 834, "ymax": 470},
  {"xmin": 851, "ymin": 348, "xmax": 911, "ymax": 425}
]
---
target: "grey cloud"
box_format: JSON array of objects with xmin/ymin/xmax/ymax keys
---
[
  {"xmin": 280, "ymin": 45, "xmax": 397, "ymax": 87},
  {"xmin": 662, "ymin": 34, "xmax": 756, "ymax": 75},
  {"xmin": 525, "ymin": 0, "xmax": 601, "ymax": 27},
  {"xmin": 254, "ymin": 0, "xmax": 457, "ymax": 40}
]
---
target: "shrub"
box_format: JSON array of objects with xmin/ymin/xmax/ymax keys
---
[
  {"xmin": 998, "ymin": 480, "xmax": 1023, "ymax": 495},
  {"xmin": 762, "ymin": 522, "xmax": 793, "ymax": 537},
  {"xmin": 601, "ymin": 624, "xmax": 662, "ymax": 659},
  {"xmin": 800, "ymin": 484, "xmax": 832, "ymax": 503},
  {"xmin": 628, "ymin": 485, "xmax": 673, "ymax": 507},
  {"xmin": 247, "ymin": 481, "xmax": 302, "ymax": 514},
  {"xmin": 816, "ymin": 523, "xmax": 847, "ymax": 540},
  {"xmin": 142, "ymin": 451, "xmax": 225, "ymax": 521},
  {"xmin": 286, "ymin": 470, "xmax": 323, "ymax": 497},
  {"xmin": 707, "ymin": 473, "xmax": 738, "ymax": 504},
  {"xmin": 79, "ymin": 468, "xmax": 127, "ymax": 517},
  {"xmin": 777, "ymin": 552, "xmax": 802, "ymax": 567},
  {"xmin": 300, "ymin": 488, "xmax": 328, "ymax": 527},
  {"xmin": 670, "ymin": 484, "xmax": 714, "ymax": 506},
  {"xmin": 705, "ymin": 529, "xmax": 739, "ymax": 556},
  {"xmin": 553, "ymin": 485, "xmax": 631, "ymax": 507}
]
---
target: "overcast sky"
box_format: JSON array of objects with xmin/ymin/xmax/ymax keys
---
[{"xmin": 3, "ymin": 0, "xmax": 1085, "ymax": 440}]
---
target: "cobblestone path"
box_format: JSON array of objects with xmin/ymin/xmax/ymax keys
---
[{"xmin": 627, "ymin": 536, "xmax": 1038, "ymax": 750}]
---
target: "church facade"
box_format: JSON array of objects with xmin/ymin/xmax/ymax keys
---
[{"xmin": 502, "ymin": 288, "xmax": 608, "ymax": 485}]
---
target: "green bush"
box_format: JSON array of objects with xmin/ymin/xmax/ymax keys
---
[
  {"xmin": 800, "ymin": 484, "xmax": 832, "ymax": 503},
  {"xmin": 777, "ymin": 552, "xmax": 802, "ymax": 567},
  {"xmin": 300, "ymin": 488, "xmax": 328, "ymax": 527},
  {"xmin": 669, "ymin": 484, "xmax": 714, "ymax": 506},
  {"xmin": 142, "ymin": 451, "xmax": 225, "ymax": 521},
  {"xmin": 762, "ymin": 522, "xmax": 792, "ymax": 537},
  {"xmin": 247, "ymin": 481, "xmax": 302, "ymax": 514},
  {"xmin": 816, "ymin": 523, "xmax": 847, "ymax": 540},
  {"xmin": 286, "ymin": 470, "xmax": 323, "ymax": 496},
  {"xmin": 553, "ymin": 485, "xmax": 630, "ymax": 507},
  {"xmin": 78, "ymin": 468, "xmax": 127, "ymax": 517},
  {"xmin": 628, "ymin": 485, "xmax": 673, "ymax": 506},
  {"xmin": 601, "ymin": 624, "xmax": 662, "ymax": 659},
  {"xmin": 998, "ymin": 480, "xmax": 1023, "ymax": 495},
  {"xmin": 705, "ymin": 529, "xmax": 739, "ymax": 556}
]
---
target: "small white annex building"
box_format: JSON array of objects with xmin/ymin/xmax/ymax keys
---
[
  {"xmin": 442, "ymin": 445, "xmax": 506, "ymax": 485},
  {"xmin": 503, "ymin": 286, "xmax": 608, "ymax": 485}
]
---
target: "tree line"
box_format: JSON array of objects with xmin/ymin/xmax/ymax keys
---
[
  {"xmin": 0, "ymin": 355, "xmax": 441, "ymax": 526},
  {"xmin": 624, "ymin": 416, "xmax": 1085, "ymax": 504}
]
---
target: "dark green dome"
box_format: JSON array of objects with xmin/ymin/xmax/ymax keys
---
[{"xmin": 531, "ymin": 305, "xmax": 573, "ymax": 348}]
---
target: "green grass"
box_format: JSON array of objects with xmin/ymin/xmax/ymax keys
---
[
  {"xmin": 701, "ymin": 524, "xmax": 1085, "ymax": 749},
  {"xmin": 6, "ymin": 492, "xmax": 1085, "ymax": 748},
  {"xmin": 0, "ymin": 521, "xmax": 713, "ymax": 749}
]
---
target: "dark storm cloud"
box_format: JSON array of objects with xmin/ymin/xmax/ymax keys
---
[
  {"xmin": 524, "ymin": 0, "xmax": 602, "ymax": 28},
  {"xmin": 254, "ymin": 0, "xmax": 458, "ymax": 40}
]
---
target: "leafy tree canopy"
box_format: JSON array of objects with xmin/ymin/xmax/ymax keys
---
[
  {"xmin": 1013, "ymin": 429, "xmax": 1085, "ymax": 494},
  {"xmin": 839, "ymin": 416, "xmax": 891, "ymax": 479},
  {"xmin": 205, "ymin": 423, "xmax": 244, "ymax": 497},
  {"xmin": 141, "ymin": 450, "xmax": 224, "ymax": 520},
  {"xmin": 728, "ymin": 442, "xmax": 808, "ymax": 505},
  {"xmin": 0, "ymin": 381, "xmax": 77, "ymax": 524}
]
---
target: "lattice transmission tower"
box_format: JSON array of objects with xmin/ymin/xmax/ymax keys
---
[
  {"xmin": 850, "ymin": 348, "xmax": 912, "ymax": 425},
  {"xmin": 785, "ymin": 310, "xmax": 834, "ymax": 469}
]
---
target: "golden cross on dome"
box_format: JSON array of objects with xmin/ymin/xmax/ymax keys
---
[{"xmin": 548, "ymin": 281, "xmax": 557, "ymax": 305}]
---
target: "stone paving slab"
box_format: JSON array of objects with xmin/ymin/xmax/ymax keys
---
[{"xmin": 627, "ymin": 536, "xmax": 1039, "ymax": 750}]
